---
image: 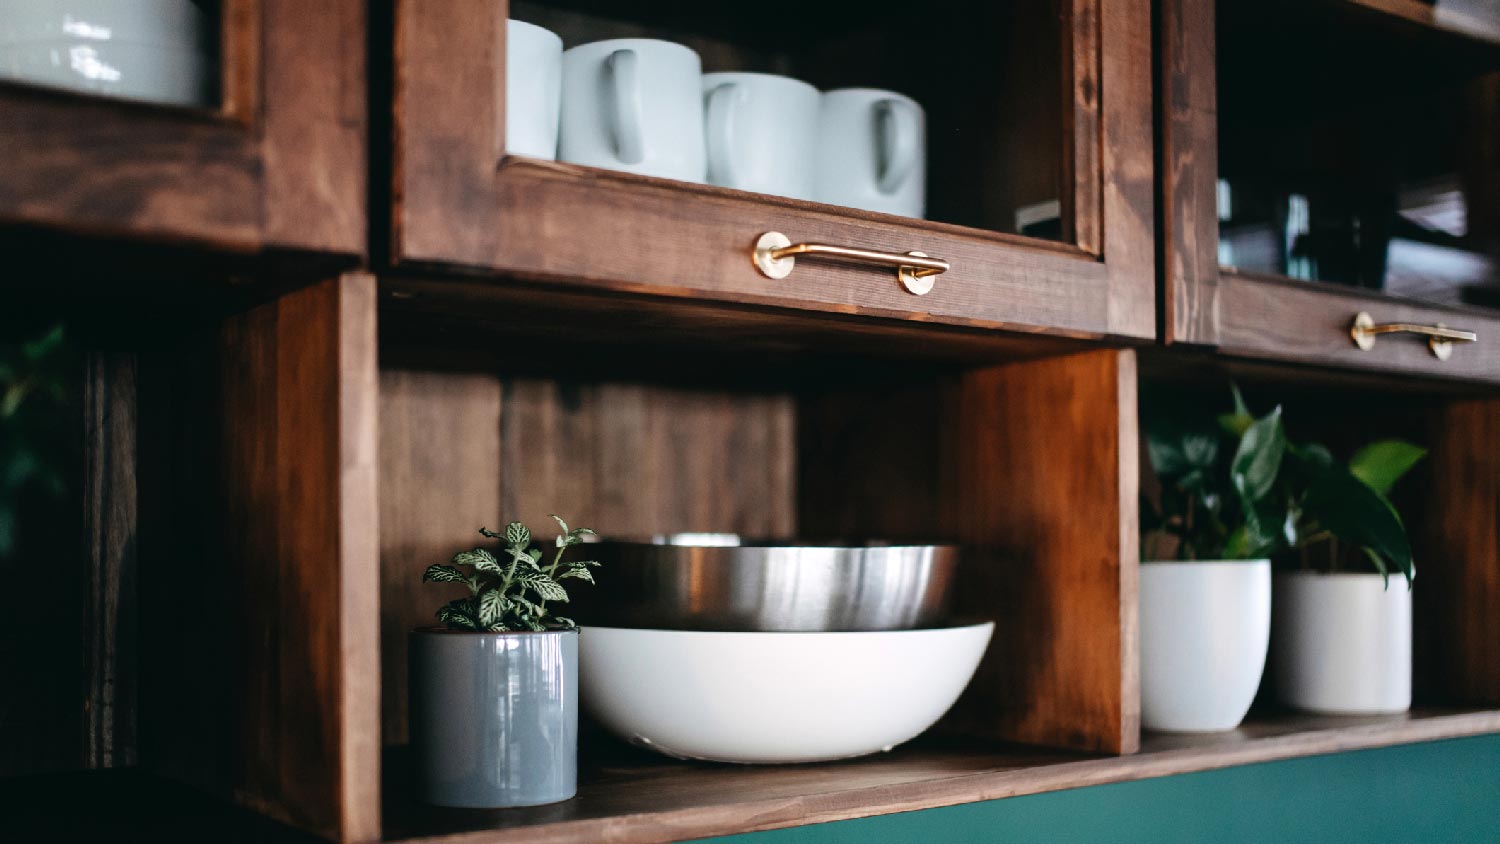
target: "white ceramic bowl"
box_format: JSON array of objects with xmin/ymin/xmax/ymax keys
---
[{"xmin": 579, "ymin": 622, "xmax": 994, "ymax": 763}]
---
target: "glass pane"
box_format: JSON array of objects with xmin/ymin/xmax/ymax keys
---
[
  {"xmin": 506, "ymin": 0, "xmax": 1070, "ymax": 241},
  {"xmin": 1216, "ymin": 0, "xmax": 1500, "ymax": 309},
  {"xmin": 0, "ymin": 0, "xmax": 220, "ymax": 108}
]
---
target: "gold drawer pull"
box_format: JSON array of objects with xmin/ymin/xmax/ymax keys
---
[
  {"xmin": 751, "ymin": 231, "xmax": 950, "ymax": 296},
  {"xmin": 1350, "ymin": 312, "xmax": 1477, "ymax": 361}
]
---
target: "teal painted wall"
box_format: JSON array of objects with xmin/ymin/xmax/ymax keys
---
[{"xmin": 694, "ymin": 735, "xmax": 1500, "ymax": 844}]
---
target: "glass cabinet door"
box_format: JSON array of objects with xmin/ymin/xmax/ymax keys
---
[
  {"xmin": 0, "ymin": 1, "xmax": 365, "ymax": 257},
  {"xmin": 1161, "ymin": 0, "xmax": 1500, "ymax": 380},
  {"xmin": 391, "ymin": 0, "xmax": 1156, "ymax": 342}
]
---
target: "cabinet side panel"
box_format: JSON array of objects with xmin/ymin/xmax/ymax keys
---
[
  {"xmin": 179, "ymin": 275, "xmax": 381, "ymax": 840},
  {"xmin": 945, "ymin": 350, "xmax": 1138, "ymax": 754},
  {"xmin": 1417, "ymin": 399, "xmax": 1500, "ymax": 704}
]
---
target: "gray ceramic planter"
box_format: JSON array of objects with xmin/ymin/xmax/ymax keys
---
[{"xmin": 409, "ymin": 628, "xmax": 578, "ymax": 808}]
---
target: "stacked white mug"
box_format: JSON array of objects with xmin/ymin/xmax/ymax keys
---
[
  {"xmin": 0, "ymin": 0, "xmax": 211, "ymax": 106},
  {"xmin": 502, "ymin": 22, "xmax": 927, "ymax": 218}
]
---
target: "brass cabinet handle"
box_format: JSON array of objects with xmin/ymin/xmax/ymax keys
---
[
  {"xmin": 751, "ymin": 231, "xmax": 950, "ymax": 296},
  {"xmin": 1350, "ymin": 312, "xmax": 1477, "ymax": 361}
]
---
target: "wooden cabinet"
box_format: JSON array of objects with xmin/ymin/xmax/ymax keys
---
[
  {"xmin": 0, "ymin": 1, "xmax": 365, "ymax": 257},
  {"xmin": 388, "ymin": 0, "xmax": 1156, "ymax": 340},
  {"xmin": 1160, "ymin": 0, "xmax": 1500, "ymax": 381}
]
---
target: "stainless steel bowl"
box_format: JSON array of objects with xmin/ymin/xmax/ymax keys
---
[{"xmin": 572, "ymin": 535, "xmax": 959, "ymax": 632}]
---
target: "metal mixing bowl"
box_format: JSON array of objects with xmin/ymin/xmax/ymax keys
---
[{"xmin": 572, "ymin": 535, "xmax": 959, "ymax": 632}]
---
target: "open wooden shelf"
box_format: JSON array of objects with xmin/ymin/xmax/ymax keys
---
[
  {"xmin": 375, "ymin": 709, "xmax": 1500, "ymax": 844},
  {"xmin": 11, "ymin": 710, "xmax": 1498, "ymax": 844}
]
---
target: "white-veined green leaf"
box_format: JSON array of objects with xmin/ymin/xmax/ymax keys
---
[
  {"xmin": 452, "ymin": 549, "xmax": 501, "ymax": 573},
  {"xmin": 422, "ymin": 564, "xmax": 466, "ymax": 583},
  {"xmin": 478, "ymin": 589, "xmax": 509, "ymax": 625},
  {"xmin": 505, "ymin": 521, "xmax": 531, "ymax": 547},
  {"xmin": 437, "ymin": 604, "xmax": 477, "ymax": 630},
  {"xmin": 557, "ymin": 564, "xmax": 595, "ymax": 584},
  {"xmin": 516, "ymin": 571, "xmax": 568, "ymax": 602}
]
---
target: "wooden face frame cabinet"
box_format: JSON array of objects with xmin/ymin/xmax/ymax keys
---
[
  {"xmin": 391, "ymin": 0, "xmax": 1157, "ymax": 341},
  {"xmin": 1159, "ymin": 0, "xmax": 1500, "ymax": 381},
  {"xmin": 0, "ymin": 0, "xmax": 365, "ymax": 256}
]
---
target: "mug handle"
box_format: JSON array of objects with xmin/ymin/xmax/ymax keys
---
[
  {"xmin": 704, "ymin": 82, "xmax": 741, "ymax": 187},
  {"xmin": 607, "ymin": 48, "xmax": 645, "ymax": 165},
  {"xmin": 875, "ymin": 98, "xmax": 920, "ymax": 195}
]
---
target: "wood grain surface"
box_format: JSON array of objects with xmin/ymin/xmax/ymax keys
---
[
  {"xmin": 82, "ymin": 353, "xmax": 140, "ymax": 769},
  {"xmin": 940, "ymin": 350, "xmax": 1140, "ymax": 755},
  {"xmin": 1216, "ymin": 271, "xmax": 1500, "ymax": 383},
  {"xmin": 1417, "ymin": 398, "xmax": 1500, "ymax": 704},
  {"xmin": 380, "ymin": 708, "xmax": 1500, "ymax": 844},
  {"xmin": 797, "ymin": 349, "xmax": 1138, "ymax": 755},
  {"xmin": 391, "ymin": 0, "xmax": 1156, "ymax": 340},
  {"xmin": 1156, "ymin": 0, "xmax": 1221, "ymax": 345},
  {"xmin": 0, "ymin": 0, "xmax": 365, "ymax": 255},
  {"xmin": 378, "ymin": 371, "xmax": 503, "ymax": 746},
  {"xmin": 150, "ymin": 274, "xmax": 384, "ymax": 839},
  {"xmin": 379, "ymin": 369, "xmax": 796, "ymax": 747}
]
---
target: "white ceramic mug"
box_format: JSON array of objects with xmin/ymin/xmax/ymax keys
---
[
  {"xmin": 702, "ymin": 72, "xmax": 819, "ymax": 200},
  {"xmin": 503, "ymin": 19, "xmax": 562, "ymax": 159},
  {"xmin": 559, "ymin": 38, "xmax": 705, "ymax": 183},
  {"xmin": 815, "ymin": 88, "xmax": 926, "ymax": 218},
  {"xmin": 0, "ymin": 0, "xmax": 210, "ymax": 106}
]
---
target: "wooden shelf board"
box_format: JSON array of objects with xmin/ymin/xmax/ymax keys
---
[
  {"xmin": 381, "ymin": 708, "xmax": 1500, "ymax": 844},
  {"xmin": 377, "ymin": 272, "xmax": 1122, "ymax": 372},
  {"xmin": 6, "ymin": 713, "xmax": 1498, "ymax": 842}
]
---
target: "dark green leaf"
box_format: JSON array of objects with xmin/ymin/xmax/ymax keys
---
[
  {"xmin": 527, "ymin": 547, "xmax": 543, "ymax": 563},
  {"xmin": 1349, "ymin": 440, "xmax": 1426, "ymax": 495},
  {"xmin": 437, "ymin": 603, "xmax": 478, "ymax": 630},
  {"xmin": 1293, "ymin": 442, "xmax": 1335, "ymax": 468},
  {"xmin": 505, "ymin": 521, "xmax": 531, "ymax": 547},
  {"xmin": 478, "ymin": 527, "xmax": 503, "ymax": 540},
  {"xmin": 422, "ymin": 564, "xmax": 466, "ymax": 583},
  {"xmin": 1230, "ymin": 406, "xmax": 1285, "ymax": 503},
  {"xmin": 1300, "ymin": 459, "xmax": 1414, "ymax": 583},
  {"xmin": 1217, "ymin": 384, "xmax": 1256, "ymax": 438},
  {"xmin": 511, "ymin": 594, "xmax": 543, "ymax": 618},
  {"xmin": 1234, "ymin": 494, "xmax": 1287, "ymax": 559},
  {"xmin": 1147, "ymin": 421, "xmax": 1220, "ymax": 477}
]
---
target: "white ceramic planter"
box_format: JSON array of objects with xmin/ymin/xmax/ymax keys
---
[
  {"xmin": 1272, "ymin": 572, "xmax": 1412, "ymax": 715},
  {"xmin": 1140, "ymin": 560, "xmax": 1271, "ymax": 732}
]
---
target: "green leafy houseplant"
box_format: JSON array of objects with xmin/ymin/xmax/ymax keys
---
[
  {"xmin": 422, "ymin": 515, "xmax": 599, "ymax": 631},
  {"xmin": 1144, "ymin": 385, "xmax": 1425, "ymax": 584},
  {"xmin": 1280, "ymin": 436, "xmax": 1425, "ymax": 586},
  {"xmin": 0, "ymin": 324, "xmax": 70, "ymax": 559},
  {"xmin": 1142, "ymin": 385, "xmax": 1288, "ymax": 561}
]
